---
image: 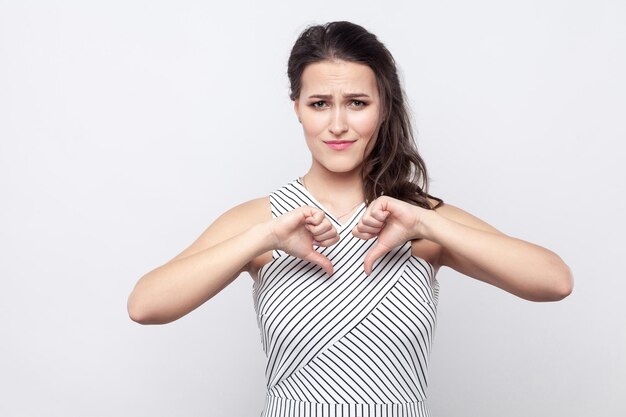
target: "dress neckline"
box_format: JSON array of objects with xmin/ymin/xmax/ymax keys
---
[{"xmin": 293, "ymin": 177, "xmax": 366, "ymax": 230}]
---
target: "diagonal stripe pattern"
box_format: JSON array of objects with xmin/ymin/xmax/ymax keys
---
[{"xmin": 252, "ymin": 178, "xmax": 440, "ymax": 417}]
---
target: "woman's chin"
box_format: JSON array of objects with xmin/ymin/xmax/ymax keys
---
[{"xmin": 315, "ymin": 160, "xmax": 364, "ymax": 175}]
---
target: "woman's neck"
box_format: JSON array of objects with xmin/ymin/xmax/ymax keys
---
[{"xmin": 301, "ymin": 167, "xmax": 364, "ymax": 212}]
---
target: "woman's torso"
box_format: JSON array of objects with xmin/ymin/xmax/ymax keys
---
[{"xmin": 249, "ymin": 178, "xmax": 441, "ymax": 416}]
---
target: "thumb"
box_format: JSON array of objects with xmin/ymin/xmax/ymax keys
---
[
  {"xmin": 304, "ymin": 250, "xmax": 334, "ymax": 276},
  {"xmin": 363, "ymin": 242, "xmax": 391, "ymax": 276}
]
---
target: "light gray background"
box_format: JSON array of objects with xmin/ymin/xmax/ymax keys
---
[{"xmin": 1, "ymin": 1, "xmax": 624, "ymax": 416}]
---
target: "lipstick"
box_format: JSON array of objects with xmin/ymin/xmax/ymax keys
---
[{"xmin": 325, "ymin": 140, "xmax": 355, "ymax": 150}]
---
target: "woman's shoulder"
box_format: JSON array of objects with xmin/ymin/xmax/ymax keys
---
[
  {"xmin": 165, "ymin": 195, "xmax": 271, "ymax": 264},
  {"xmin": 215, "ymin": 177, "xmax": 298, "ymax": 228},
  {"xmin": 210, "ymin": 195, "xmax": 272, "ymax": 236},
  {"xmin": 226, "ymin": 195, "xmax": 271, "ymax": 219}
]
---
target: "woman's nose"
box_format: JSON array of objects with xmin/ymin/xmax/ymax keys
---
[{"xmin": 328, "ymin": 106, "xmax": 348, "ymax": 136}]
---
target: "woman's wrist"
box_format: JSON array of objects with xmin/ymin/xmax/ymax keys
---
[
  {"xmin": 412, "ymin": 207, "xmax": 445, "ymax": 242},
  {"xmin": 251, "ymin": 220, "xmax": 280, "ymax": 255}
]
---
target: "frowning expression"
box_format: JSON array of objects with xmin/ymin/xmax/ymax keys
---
[{"xmin": 294, "ymin": 59, "xmax": 382, "ymax": 174}]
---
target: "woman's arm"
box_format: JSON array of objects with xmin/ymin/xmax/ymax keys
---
[
  {"xmin": 421, "ymin": 203, "xmax": 574, "ymax": 302},
  {"xmin": 352, "ymin": 197, "xmax": 573, "ymax": 302},
  {"xmin": 127, "ymin": 197, "xmax": 273, "ymax": 325},
  {"xmin": 128, "ymin": 197, "xmax": 341, "ymax": 325}
]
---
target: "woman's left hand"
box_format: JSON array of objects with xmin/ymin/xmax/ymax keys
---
[{"xmin": 351, "ymin": 195, "xmax": 429, "ymax": 275}]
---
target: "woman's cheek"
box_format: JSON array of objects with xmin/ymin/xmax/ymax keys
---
[
  {"xmin": 303, "ymin": 117, "xmax": 327, "ymax": 137},
  {"xmin": 353, "ymin": 109, "xmax": 380, "ymax": 133}
]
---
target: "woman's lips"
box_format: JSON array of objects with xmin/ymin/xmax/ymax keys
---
[{"xmin": 324, "ymin": 140, "xmax": 355, "ymax": 150}]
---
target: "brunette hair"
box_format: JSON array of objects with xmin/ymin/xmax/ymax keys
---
[{"xmin": 287, "ymin": 21, "xmax": 444, "ymax": 210}]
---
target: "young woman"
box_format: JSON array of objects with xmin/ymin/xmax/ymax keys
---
[{"xmin": 128, "ymin": 21, "xmax": 573, "ymax": 417}]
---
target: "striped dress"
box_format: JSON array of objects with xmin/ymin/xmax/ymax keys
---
[{"xmin": 252, "ymin": 178, "xmax": 439, "ymax": 417}]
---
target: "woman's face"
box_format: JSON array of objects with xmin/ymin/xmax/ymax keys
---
[{"xmin": 294, "ymin": 59, "xmax": 382, "ymax": 175}]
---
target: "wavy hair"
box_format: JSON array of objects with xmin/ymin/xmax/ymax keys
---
[{"xmin": 287, "ymin": 21, "xmax": 443, "ymax": 210}]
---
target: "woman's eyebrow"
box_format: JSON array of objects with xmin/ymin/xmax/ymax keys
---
[{"xmin": 308, "ymin": 93, "xmax": 371, "ymax": 99}]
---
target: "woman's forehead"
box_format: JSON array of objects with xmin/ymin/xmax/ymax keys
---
[{"xmin": 300, "ymin": 60, "xmax": 378, "ymax": 96}]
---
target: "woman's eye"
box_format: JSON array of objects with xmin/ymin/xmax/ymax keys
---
[{"xmin": 309, "ymin": 100, "xmax": 367, "ymax": 109}]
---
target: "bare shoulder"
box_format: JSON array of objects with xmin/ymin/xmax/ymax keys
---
[{"xmin": 166, "ymin": 195, "xmax": 271, "ymax": 264}]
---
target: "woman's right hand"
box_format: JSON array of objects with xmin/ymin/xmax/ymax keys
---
[{"xmin": 269, "ymin": 206, "xmax": 340, "ymax": 275}]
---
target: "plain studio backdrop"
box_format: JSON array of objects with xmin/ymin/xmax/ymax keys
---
[{"xmin": 1, "ymin": 1, "xmax": 624, "ymax": 416}]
